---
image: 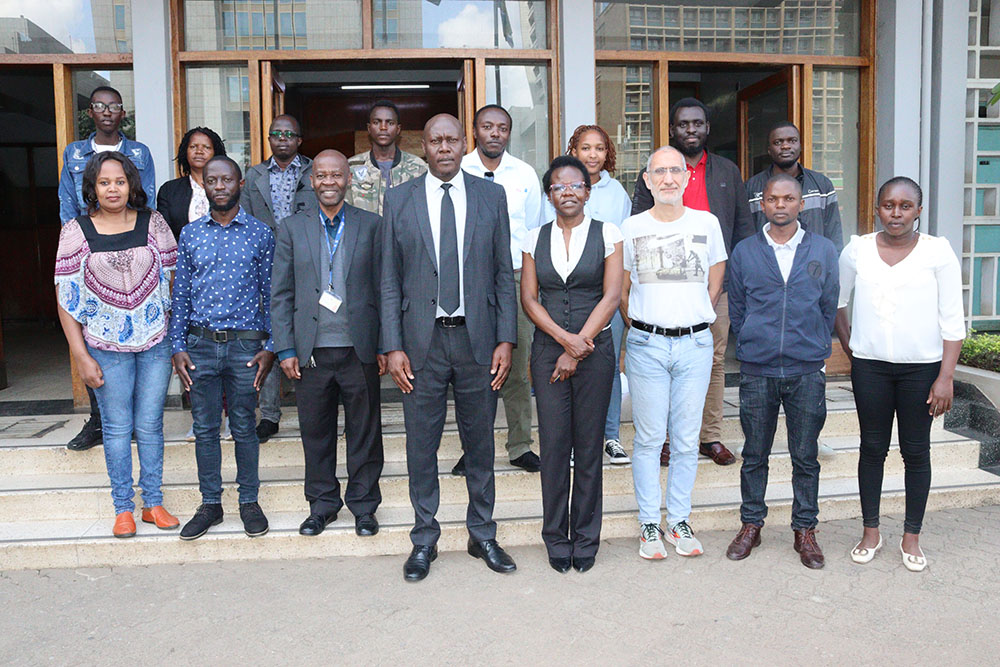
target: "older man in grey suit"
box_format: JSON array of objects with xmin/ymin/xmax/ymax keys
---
[
  {"xmin": 382, "ymin": 114, "xmax": 518, "ymax": 582},
  {"xmin": 271, "ymin": 149, "xmax": 385, "ymax": 538}
]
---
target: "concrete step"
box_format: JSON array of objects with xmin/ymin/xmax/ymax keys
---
[
  {"xmin": 2, "ymin": 468, "xmax": 998, "ymax": 571},
  {"xmin": 0, "ymin": 409, "xmax": 946, "ymax": 477},
  {"xmin": 0, "ymin": 434, "xmax": 980, "ymax": 522}
]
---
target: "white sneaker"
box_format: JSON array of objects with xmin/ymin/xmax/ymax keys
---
[
  {"xmin": 185, "ymin": 425, "xmax": 195, "ymax": 442},
  {"xmin": 817, "ymin": 441, "xmax": 835, "ymax": 458},
  {"xmin": 666, "ymin": 520, "xmax": 703, "ymax": 557},
  {"xmin": 639, "ymin": 522, "xmax": 667, "ymax": 560},
  {"xmin": 604, "ymin": 439, "xmax": 630, "ymax": 464},
  {"xmin": 221, "ymin": 416, "xmax": 233, "ymax": 441}
]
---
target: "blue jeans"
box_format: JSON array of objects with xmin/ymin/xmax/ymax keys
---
[
  {"xmin": 88, "ymin": 339, "xmax": 172, "ymax": 514},
  {"xmin": 604, "ymin": 312, "xmax": 624, "ymax": 441},
  {"xmin": 738, "ymin": 371, "xmax": 826, "ymax": 530},
  {"xmin": 626, "ymin": 326, "xmax": 714, "ymax": 526},
  {"xmin": 186, "ymin": 335, "xmax": 262, "ymax": 504}
]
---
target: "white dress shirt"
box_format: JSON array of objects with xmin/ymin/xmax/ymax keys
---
[
  {"xmin": 522, "ymin": 216, "xmax": 623, "ymax": 282},
  {"xmin": 461, "ymin": 149, "xmax": 543, "ymax": 271},
  {"xmin": 762, "ymin": 221, "xmax": 805, "ymax": 282},
  {"xmin": 425, "ymin": 170, "xmax": 467, "ymax": 317}
]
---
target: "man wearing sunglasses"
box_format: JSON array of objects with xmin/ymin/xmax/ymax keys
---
[
  {"xmin": 241, "ymin": 114, "xmax": 315, "ymax": 443},
  {"xmin": 59, "ymin": 85, "xmax": 156, "ymax": 453}
]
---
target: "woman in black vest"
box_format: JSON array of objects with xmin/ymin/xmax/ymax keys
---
[{"xmin": 521, "ymin": 155, "xmax": 623, "ymax": 573}]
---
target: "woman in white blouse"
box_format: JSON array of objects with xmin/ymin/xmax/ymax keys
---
[
  {"xmin": 835, "ymin": 176, "xmax": 965, "ymax": 572},
  {"xmin": 521, "ymin": 156, "xmax": 623, "ymax": 574}
]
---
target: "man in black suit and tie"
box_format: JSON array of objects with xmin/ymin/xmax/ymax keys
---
[
  {"xmin": 382, "ymin": 114, "xmax": 519, "ymax": 582},
  {"xmin": 271, "ymin": 149, "xmax": 385, "ymax": 537}
]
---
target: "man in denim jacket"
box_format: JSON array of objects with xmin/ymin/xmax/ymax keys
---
[{"xmin": 59, "ymin": 85, "xmax": 156, "ymax": 452}]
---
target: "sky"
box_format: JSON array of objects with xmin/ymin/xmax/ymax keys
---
[{"xmin": 0, "ymin": 0, "xmax": 98, "ymax": 52}]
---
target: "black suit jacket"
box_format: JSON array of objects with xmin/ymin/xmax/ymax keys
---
[
  {"xmin": 380, "ymin": 172, "xmax": 517, "ymax": 371},
  {"xmin": 271, "ymin": 202, "xmax": 383, "ymax": 364},
  {"xmin": 156, "ymin": 176, "xmax": 193, "ymax": 240}
]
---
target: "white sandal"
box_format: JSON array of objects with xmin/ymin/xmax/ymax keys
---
[
  {"xmin": 850, "ymin": 534, "xmax": 883, "ymax": 564},
  {"xmin": 900, "ymin": 540, "xmax": 927, "ymax": 572}
]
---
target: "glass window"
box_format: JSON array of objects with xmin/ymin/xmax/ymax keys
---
[
  {"xmin": 485, "ymin": 63, "xmax": 549, "ymax": 177},
  {"xmin": 373, "ymin": 0, "xmax": 547, "ymax": 49},
  {"xmin": 72, "ymin": 69, "xmax": 136, "ymax": 141},
  {"xmin": 595, "ymin": 65, "xmax": 653, "ymax": 197},
  {"xmin": 186, "ymin": 65, "xmax": 252, "ymax": 173},
  {"xmin": 0, "ymin": 0, "xmax": 132, "ymax": 53},
  {"xmin": 812, "ymin": 68, "xmax": 860, "ymax": 246},
  {"xmin": 595, "ymin": 0, "xmax": 860, "ymax": 56},
  {"xmin": 183, "ymin": 0, "xmax": 363, "ymax": 50}
]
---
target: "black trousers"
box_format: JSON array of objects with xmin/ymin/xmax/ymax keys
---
[
  {"xmin": 851, "ymin": 357, "xmax": 939, "ymax": 534},
  {"xmin": 531, "ymin": 332, "xmax": 614, "ymax": 559},
  {"xmin": 296, "ymin": 346, "xmax": 383, "ymax": 517},
  {"xmin": 402, "ymin": 323, "xmax": 498, "ymax": 546}
]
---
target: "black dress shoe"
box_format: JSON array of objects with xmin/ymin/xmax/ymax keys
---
[
  {"xmin": 467, "ymin": 538, "xmax": 517, "ymax": 573},
  {"xmin": 67, "ymin": 417, "xmax": 102, "ymax": 451},
  {"xmin": 299, "ymin": 512, "xmax": 336, "ymax": 536},
  {"xmin": 355, "ymin": 514, "xmax": 379, "ymax": 536},
  {"xmin": 239, "ymin": 502, "xmax": 269, "ymax": 537},
  {"xmin": 403, "ymin": 545, "xmax": 438, "ymax": 582},
  {"xmin": 451, "ymin": 454, "xmax": 466, "ymax": 476},
  {"xmin": 548, "ymin": 556, "xmax": 571, "ymax": 573},
  {"xmin": 572, "ymin": 556, "xmax": 596, "ymax": 573},
  {"xmin": 179, "ymin": 503, "xmax": 223, "ymax": 541},
  {"xmin": 510, "ymin": 451, "xmax": 541, "ymax": 472},
  {"xmin": 256, "ymin": 419, "xmax": 279, "ymax": 443}
]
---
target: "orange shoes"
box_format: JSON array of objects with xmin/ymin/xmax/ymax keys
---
[
  {"xmin": 142, "ymin": 506, "xmax": 180, "ymax": 530},
  {"xmin": 113, "ymin": 511, "xmax": 136, "ymax": 538}
]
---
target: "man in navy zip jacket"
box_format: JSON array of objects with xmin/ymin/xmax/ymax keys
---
[{"xmin": 725, "ymin": 173, "xmax": 838, "ymax": 570}]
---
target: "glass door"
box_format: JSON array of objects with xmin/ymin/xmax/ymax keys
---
[{"xmin": 737, "ymin": 66, "xmax": 799, "ymax": 181}]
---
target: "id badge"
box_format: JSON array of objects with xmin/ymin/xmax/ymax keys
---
[{"xmin": 319, "ymin": 289, "xmax": 343, "ymax": 313}]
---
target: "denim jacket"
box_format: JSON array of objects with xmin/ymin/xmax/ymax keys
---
[{"xmin": 58, "ymin": 132, "xmax": 156, "ymax": 223}]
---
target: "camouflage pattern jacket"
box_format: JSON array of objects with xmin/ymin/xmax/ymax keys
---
[{"xmin": 346, "ymin": 147, "xmax": 426, "ymax": 215}]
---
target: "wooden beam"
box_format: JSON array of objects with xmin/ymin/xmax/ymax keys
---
[
  {"xmin": 361, "ymin": 0, "xmax": 374, "ymax": 50},
  {"xmin": 0, "ymin": 53, "xmax": 132, "ymax": 65},
  {"xmin": 858, "ymin": 0, "xmax": 878, "ymax": 233},
  {"xmin": 474, "ymin": 57, "xmax": 487, "ymax": 112},
  {"xmin": 653, "ymin": 58, "xmax": 669, "ymax": 149},
  {"xmin": 462, "ymin": 59, "xmax": 475, "ymax": 149},
  {"xmin": 595, "ymin": 51, "xmax": 868, "ymax": 67},
  {"xmin": 248, "ymin": 58, "xmax": 262, "ymax": 167},
  {"xmin": 261, "ymin": 61, "xmax": 274, "ymax": 161},
  {"xmin": 801, "ymin": 64, "xmax": 813, "ymax": 170},
  {"xmin": 177, "ymin": 48, "xmax": 555, "ymax": 62},
  {"xmin": 789, "ymin": 64, "xmax": 801, "ymax": 130},
  {"xmin": 170, "ymin": 0, "xmax": 186, "ymax": 177}
]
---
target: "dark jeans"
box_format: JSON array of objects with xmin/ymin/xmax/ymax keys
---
[
  {"xmin": 851, "ymin": 357, "xmax": 939, "ymax": 534},
  {"xmin": 738, "ymin": 371, "xmax": 826, "ymax": 530},
  {"xmin": 186, "ymin": 334, "xmax": 263, "ymax": 505}
]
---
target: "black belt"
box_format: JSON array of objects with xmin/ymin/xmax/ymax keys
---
[
  {"xmin": 631, "ymin": 319, "xmax": 710, "ymax": 337},
  {"xmin": 436, "ymin": 316, "xmax": 466, "ymax": 328},
  {"xmin": 188, "ymin": 326, "xmax": 268, "ymax": 343}
]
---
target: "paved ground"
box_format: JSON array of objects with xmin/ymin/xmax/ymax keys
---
[{"xmin": 3, "ymin": 505, "xmax": 998, "ymax": 665}]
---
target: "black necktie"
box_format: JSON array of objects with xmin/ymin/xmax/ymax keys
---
[
  {"xmin": 484, "ymin": 171, "xmax": 495, "ymax": 181},
  {"xmin": 439, "ymin": 183, "xmax": 459, "ymax": 315}
]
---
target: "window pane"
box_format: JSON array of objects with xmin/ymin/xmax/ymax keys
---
[
  {"xmin": 72, "ymin": 69, "xmax": 136, "ymax": 141},
  {"xmin": 595, "ymin": 65, "xmax": 653, "ymax": 197},
  {"xmin": 0, "ymin": 0, "xmax": 132, "ymax": 53},
  {"xmin": 595, "ymin": 0, "xmax": 860, "ymax": 56},
  {"xmin": 373, "ymin": 0, "xmax": 547, "ymax": 49},
  {"xmin": 186, "ymin": 66, "xmax": 252, "ymax": 173},
  {"xmin": 812, "ymin": 68, "xmax": 859, "ymax": 246},
  {"xmin": 183, "ymin": 0, "xmax": 363, "ymax": 50},
  {"xmin": 485, "ymin": 64, "xmax": 549, "ymax": 177}
]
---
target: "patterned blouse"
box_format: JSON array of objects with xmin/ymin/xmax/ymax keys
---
[
  {"xmin": 187, "ymin": 175, "xmax": 210, "ymax": 223},
  {"xmin": 55, "ymin": 210, "xmax": 178, "ymax": 352}
]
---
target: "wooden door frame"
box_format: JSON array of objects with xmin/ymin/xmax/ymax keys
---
[{"xmin": 737, "ymin": 65, "xmax": 800, "ymax": 181}]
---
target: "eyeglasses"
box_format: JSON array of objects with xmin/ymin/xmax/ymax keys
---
[
  {"xmin": 549, "ymin": 182, "xmax": 587, "ymax": 193},
  {"xmin": 269, "ymin": 130, "xmax": 300, "ymax": 139},
  {"xmin": 90, "ymin": 102, "xmax": 124, "ymax": 113},
  {"xmin": 650, "ymin": 166, "xmax": 687, "ymax": 177}
]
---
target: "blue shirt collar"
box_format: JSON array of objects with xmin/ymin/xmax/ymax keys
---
[
  {"xmin": 319, "ymin": 206, "xmax": 345, "ymax": 227},
  {"xmin": 196, "ymin": 205, "xmax": 248, "ymax": 227}
]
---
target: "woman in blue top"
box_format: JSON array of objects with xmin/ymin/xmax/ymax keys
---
[{"xmin": 546, "ymin": 125, "xmax": 633, "ymax": 464}]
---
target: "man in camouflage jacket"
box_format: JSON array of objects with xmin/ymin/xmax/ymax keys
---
[{"xmin": 346, "ymin": 100, "xmax": 426, "ymax": 215}]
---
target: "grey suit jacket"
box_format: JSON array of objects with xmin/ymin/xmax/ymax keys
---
[
  {"xmin": 271, "ymin": 202, "xmax": 382, "ymax": 364},
  {"xmin": 240, "ymin": 155, "xmax": 314, "ymax": 231},
  {"xmin": 380, "ymin": 172, "xmax": 517, "ymax": 371}
]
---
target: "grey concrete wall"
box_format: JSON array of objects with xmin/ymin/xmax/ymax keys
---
[
  {"xmin": 875, "ymin": 0, "xmax": 922, "ymax": 194},
  {"xmin": 131, "ymin": 0, "xmax": 174, "ymax": 188},
  {"xmin": 558, "ymin": 0, "xmax": 596, "ymax": 148}
]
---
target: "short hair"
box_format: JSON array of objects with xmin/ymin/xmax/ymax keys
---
[
  {"xmin": 767, "ymin": 120, "xmax": 799, "ymax": 139},
  {"xmin": 473, "ymin": 104, "xmax": 512, "ymax": 128},
  {"xmin": 645, "ymin": 145, "xmax": 683, "ymax": 172},
  {"xmin": 175, "ymin": 127, "xmax": 226, "ymax": 177},
  {"xmin": 205, "ymin": 155, "xmax": 242, "ymax": 180},
  {"xmin": 369, "ymin": 100, "xmax": 400, "ymax": 122},
  {"xmin": 566, "ymin": 124, "xmax": 617, "ymax": 174},
  {"xmin": 542, "ymin": 155, "xmax": 591, "ymax": 194},
  {"xmin": 669, "ymin": 97, "xmax": 710, "ymax": 125},
  {"xmin": 89, "ymin": 86, "xmax": 122, "ymax": 103},
  {"xmin": 763, "ymin": 172, "xmax": 802, "ymax": 197},
  {"xmin": 877, "ymin": 176, "xmax": 923, "ymax": 207},
  {"xmin": 81, "ymin": 151, "xmax": 147, "ymax": 213}
]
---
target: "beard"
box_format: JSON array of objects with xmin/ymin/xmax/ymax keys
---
[
  {"xmin": 772, "ymin": 155, "xmax": 799, "ymax": 170},
  {"xmin": 210, "ymin": 192, "xmax": 240, "ymax": 212},
  {"xmin": 479, "ymin": 144, "xmax": 505, "ymax": 160},
  {"xmin": 675, "ymin": 138, "xmax": 706, "ymax": 158}
]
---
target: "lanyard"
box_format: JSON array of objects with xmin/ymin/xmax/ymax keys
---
[{"xmin": 322, "ymin": 213, "xmax": 345, "ymax": 290}]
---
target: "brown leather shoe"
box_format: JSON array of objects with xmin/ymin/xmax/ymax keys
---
[
  {"xmin": 659, "ymin": 441, "xmax": 670, "ymax": 467},
  {"xmin": 699, "ymin": 441, "xmax": 736, "ymax": 466},
  {"xmin": 142, "ymin": 506, "xmax": 180, "ymax": 530},
  {"xmin": 113, "ymin": 511, "xmax": 136, "ymax": 538},
  {"xmin": 726, "ymin": 523, "xmax": 762, "ymax": 561},
  {"xmin": 794, "ymin": 528, "xmax": 825, "ymax": 569}
]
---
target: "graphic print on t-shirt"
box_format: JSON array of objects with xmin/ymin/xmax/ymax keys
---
[{"xmin": 632, "ymin": 232, "xmax": 709, "ymax": 283}]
